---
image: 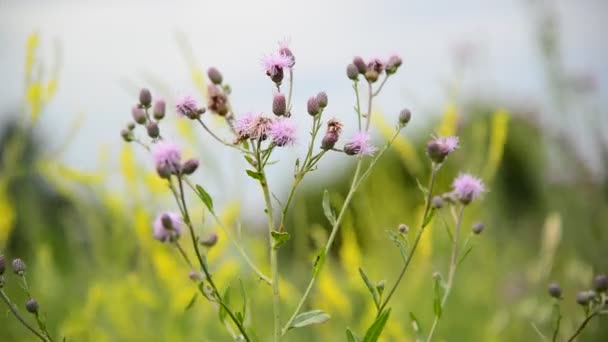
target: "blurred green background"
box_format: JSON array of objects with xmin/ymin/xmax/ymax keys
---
[{"xmin": 1, "ymin": 0, "xmax": 607, "ymax": 341}]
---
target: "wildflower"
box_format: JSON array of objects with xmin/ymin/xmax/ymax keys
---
[
  {"xmin": 139, "ymin": 88, "xmax": 152, "ymax": 107},
  {"xmin": 548, "ymin": 283, "xmax": 562, "ymax": 299},
  {"xmin": 385, "ymin": 55, "xmax": 403, "ymax": 75},
  {"xmin": 365, "ymin": 58, "xmax": 384, "ymax": 82},
  {"xmin": 261, "ymin": 51, "xmax": 292, "ymax": 84},
  {"xmin": 235, "ymin": 113, "xmax": 273, "ymax": 141},
  {"xmin": 353, "ymin": 56, "xmax": 367, "ymax": 74},
  {"xmin": 272, "ymin": 93, "xmax": 287, "ymax": 116},
  {"xmin": 152, "ymin": 141, "xmax": 182, "ymax": 175},
  {"xmin": 132, "ymin": 106, "xmax": 146, "ymax": 124},
  {"xmin": 153, "ymin": 212, "xmax": 183, "ymax": 243},
  {"xmin": 25, "ymin": 299, "xmax": 39, "ymax": 314},
  {"xmin": 207, "ymin": 85, "xmax": 229, "ymax": 116},
  {"xmin": 344, "ymin": 131, "xmax": 377, "ymax": 156},
  {"xmin": 346, "ymin": 64, "xmax": 359, "ymax": 81},
  {"xmin": 189, "ymin": 271, "xmax": 203, "ymax": 281},
  {"xmin": 11, "ymin": 258, "xmax": 26, "ymax": 275},
  {"xmin": 307, "ymin": 96, "xmax": 320, "ymax": 116},
  {"xmin": 472, "ymin": 222, "xmax": 485, "ymax": 235},
  {"xmin": 576, "ymin": 291, "xmax": 589, "ymax": 305},
  {"xmin": 278, "ymin": 38, "xmax": 295, "ymax": 67},
  {"xmin": 316, "ymin": 92, "xmax": 328, "ymax": 108},
  {"xmin": 270, "ymin": 118, "xmax": 296, "ymax": 146},
  {"xmin": 594, "ymin": 274, "xmax": 608, "ymax": 292},
  {"xmin": 176, "ymin": 95, "xmax": 200, "ymax": 119},
  {"xmin": 321, "ymin": 119, "xmax": 343, "ymax": 150},
  {"xmin": 452, "ymin": 173, "xmax": 485, "ymax": 204},
  {"xmin": 426, "ymin": 135, "xmax": 459, "ymax": 163},
  {"xmin": 200, "ymin": 233, "xmax": 219, "ymax": 247},
  {"xmin": 398, "ymin": 108, "xmax": 411, "ymax": 126},
  {"xmin": 146, "ymin": 121, "xmax": 160, "ymax": 138},
  {"xmin": 431, "ymin": 196, "xmax": 444, "ymax": 209},
  {"xmin": 153, "ymin": 100, "xmax": 166, "ymax": 120},
  {"xmin": 398, "ymin": 224, "xmax": 409, "ymax": 234},
  {"xmin": 207, "ymin": 67, "xmax": 223, "ymax": 85},
  {"xmin": 181, "ymin": 159, "xmax": 200, "ymax": 175}
]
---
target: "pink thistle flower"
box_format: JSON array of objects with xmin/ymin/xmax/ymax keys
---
[
  {"xmin": 152, "ymin": 141, "xmax": 182, "ymax": 173},
  {"xmin": 270, "ymin": 118, "xmax": 296, "ymax": 146},
  {"xmin": 277, "ymin": 38, "xmax": 295, "ymax": 67},
  {"xmin": 235, "ymin": 112, "xmax": 259, "ymax": 140},
  {"xmin": 426, "ymin": 135, "xmax": 459, "ymax": 163},
  {"xmin": 176, "ymin": 95, "xmax": 198, "ymax": 118},
  {"xmin": 452, "ymin": 173, "xmax": 486, "ymax": 204},
  {"xmin": 261, "ymin": 51, "xmax": 292, "ymax": 81},
  {"xmin": 153, "ymin": 212, "xmax": 183, "ymax": 242},
  {"xmin": 344, "ymin": 131, "xmax": 377, "ymax": 156}
]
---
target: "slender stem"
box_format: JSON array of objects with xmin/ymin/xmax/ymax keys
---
[
  {"xmin": 551, "ymin": 303, "xmax": 561, "ymax": 342},
  {"xmin": 286, "ymin": 69, "xmax": 294, "ymax": 115},
  {"xmin": 567, "ymin": 311, "xmax": 599, "ymax": 342},
  {"xmin": 426, "ymin": 205, "xmax": 465, "ymax": 342},
  {"xmin": 0, "ymin": 289, "xmax": 48, "ymax": 342},
  {"xmin": 372, "ymin": 75, "xmax": 390, "ymax": 97},
  {"xmin": 365, "ymin": 81, "xmax": 373, "ymax": 131},
  {"xmin": 353, "ymin": 81, "xmax": 362, "ymax": 130},
  {"xmin": 354, "ymin": 129, "xmax": 401, "ymax": 189},
  {"xmin": 378, "ymin": 164, "xmax": 439, "ymax": 313},
  {"xmin": 176, "ymin": 176, "xmax": 251, "ymax": 342},
  {"xmin": 174, "ymin": 241, "xmax": 194, "ymax": 269},
  {"xmin": 20, "ymin": 276, "xmax": 53, "ymax": 342},
  {"xmin": 196, "ymin": 118, "xmax": 251, "ymax": 154}
]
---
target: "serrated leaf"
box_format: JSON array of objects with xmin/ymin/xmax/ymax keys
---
[
  {"xmin": 359, "ymin": 267, "xmax": 380, "ymax": 308},
  {"xmin": 246, "ymin": 170, "xmax": 264, "ymax": 181},
  {"xmin": 313, "ymin": 250, "xmax": 326, "ymax": 276},
  {"xmin": 195, "ymin": 184, "xmax": 214, "ymax": 212},
  {"xmin": 322, "ymin": 190, "xmax": 336, "ymax": 225},
  {"xmin": 184, "ymin": 293, "xmax": 198, "ymax": 312},
  {"xmin": 346, "ymin": 328, "xmax": 363, "ymax": 342},
  {"xmin": 271, "ymin": 230, "xmax": 290, "ymax": 249},
  {"xmin": 288, "ymin": 310, "xmax": 331, "ymax": 330},
  {"xmin": 433, "ymin": 274, "xmax": 444, "ymax": 318},
  {"xmin": 363, "ymin": 308, "xmax": 391, "ymax": 342}
]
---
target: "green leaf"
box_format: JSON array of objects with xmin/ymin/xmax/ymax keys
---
[
  {"xmin": 409, "ymin": 312, "xmax": 424, "ymax": 338},
  {"xmin": 363, "ymin": 308, "xmax": 391, "ymax": 342},
  {"xmin": 246, "ymin": 170, "xmax": 264, "ymax": 181},
  {"xmin": 313, "ymin": 249, "xmax": 326, "ymax": 276},
  {"xmin": 184, "ymin": 293, "xmax": 198, "ymax": 312},
  {"xmin": 218, "ymin": 286, "xmax": 231, "ymax": 323},
  {"xmin": 346, "ymin": 328, "xmax": 363, "ymax": 342},
  {"xmin": 433, "ymin": 274, "xmax": 444, "ymax": 318},
  {"xmin": 195, "ymin": 184, "xmax": 214, "ymax": 213},
  {"xmin": 358, "ymin": 267, "xmax": 380, "ymax": 308},
  {"xmin": 322, "ymin": 190, "xmax": 336, "ymax": 225},
  {"xmin": 387, "ymin": 230, "xmax": 409, "ymax": 262},
  {"xmin": 288, "ymin": 310, "xmax": 331, "ymax": 330},
  {"xmin": 239, "ymin": 279, "xmax": 248, "ymax": 324},
  {"xmin": 271, "ymin": 230, "xmax": 290, "ymax": 249},
  {"xmin": 422, "ymin": 209, "xmax": 436, "ymax": 228}
]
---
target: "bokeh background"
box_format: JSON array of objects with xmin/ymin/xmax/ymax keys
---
[{"xmin": 0, "ymin": 0, "xmax": 607, "ymax": 340}]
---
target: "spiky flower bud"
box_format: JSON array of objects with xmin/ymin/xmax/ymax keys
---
[
  {"xmin": 307, "ymin": 96, "xmax": 320, "ymax": 116},
  {"xmin": 472, "ymin": 222, "xmax": 485, "ymax": 235},
  {"xmin": 548, "ymin": 282, "xmax": 562, "ymax": 299},
  {"xmin": 353, "ymin": 56, "xmax": 367, "ymax": 74},
  {"xmin": 121, "ymin": 129, "xmax": 133, "ymax": 142},
  {"xmin": 25, "ymin": 299, "xmax": 39, "ymax": 314},
  {"xmin": 181, "ymin": 159, "xmax": 199, "ymax": 175},
  {"xmin": 200, "ymin": 233, "xmax": 218, "ymax": 247},
  {"xmin": 398, "ymin": 224, "xmax": 409, "ymax": 234},
  {"xmin": 0, "ymin": 255, "xmax": 5, "ymax": 275},
  {"xmin": 146, "ymin": 122, "xmax": 159, "ymax": 138},
  {"xmin": 385, "ymin": 55, "xmax": 403, "ymax": 75},
  {"xmin": 316, "ymin": 92, "xmax": 328, "ymax": 109},
  {"xmin": 431, "ymin": 196, "xmax": 444, "ymax": 209},
  {"xmin": 272, "ymin": 93, "xmax": 287, "ymax": 116},
  {"xmin": 399, "ymin": 108, "xmax": 411, "ymax": 126},
  {"xmin": 132, "ymin": 106, "xmax": 147, "ymax": 124},
  {"xmin": 594, "ymin": 274, "xmax": 608, "ymax": 292},
  {"xmin": 139, "ymin": 88, "xmax": 152, "ymax": 107},
  {"xmin": 153, "ymin": 100, "xmax": 166, "ymax": 120},
  {"xmin": 11, "ymin": 258, "xmax": 26, "ymax": 275},
  {"xmin": 207, "ymin": 67, "xmax": 223, "ymax": 85},
  {"xmin": 347, "ymin": 64, "xmax": 359, "ymax": 81}
]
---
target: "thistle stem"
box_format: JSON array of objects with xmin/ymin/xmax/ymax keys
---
[
  {"xmin": 0, "ymin": 289, "xmax": 48, "ymax": 342},
  {"xmin": 567, "ymin": 311, "xmax": 599, "ymax": 342},
  {"xmin": 196, "ymin": 118, "xmax": 251, "ymax": 155}
]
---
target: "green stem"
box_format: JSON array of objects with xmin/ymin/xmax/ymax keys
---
[
  {"xmin": 567, "ymin": 311, "xmax": 599, "ymax": 342},
  {"xmin": 426, "ymin": 205, "xmax": 465, "ymax": 342},
  {"xmin": 286, "ymin": 69, "xmax": 294, "ymax": 114},
  {"xmin": 372, "ymin": 75, "xmax": 390, "ymax": 97},
  {"xmin": 378, "ymin": 164, "xmax": 440, "ymax": 313},
  {"xmin": 365, "ymin": 81, "xmax": 373, "ymax": 131},
  {"xmin": 353, "ymin": 81, "xmax": 362, "ymax": 131},
  {"xmin": 0, "ymin": 289, "xmax": 48, "ymax": 342},
  {"xmin": 197, "ymin": 118, "xmax": 251, "ymax": 155}
]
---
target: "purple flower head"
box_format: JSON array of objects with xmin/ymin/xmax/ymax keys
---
[
  {"xmin": 344, "ymin": 131, "xmax": 377, "ymax": 156},
  {"xmin": 176, "ymin": 95, "xmax": 198, "ymax": 118},
  {"xmin": 270, "ymin": 118, "xmax": 296, "ymax": 146},
  {"xmin": 278, "ymin": 38, "xmax": 295, "ymax": 67},
  {"xmin": 427, "ymin": 135, "xmax": 459, "ymax": 163},
  {"xmin": 152, "ymin": 141, "xmax": 182, "ymax": 173},
  {"xmin": 153, "ymin": 211, "xmax": 183, "ymax": 242},
  {"xmin": 261, "ymin": 51, "xmax": 292, "ymax": 83},
  {"xmin": 452, "ymin": 173, "xmax": 486, "ymax": 204},
  {"xmin": 235, "ymin": 112, "xmax": 259, "ymax": 140}
]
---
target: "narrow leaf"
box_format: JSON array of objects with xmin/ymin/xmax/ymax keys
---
[
  {"xmin": 457, "ymin": 246, "xmax": 474, "ymax": 266},
  {"xmin": 289, "ymin": 310, "xmax": 331, "ymax": 330},
  {"xmin": 363, "ymin": 308, "xmax": 391, "ymax": 342},
  {"xmin": 271, "ymin": 230, "xmax": 291, "ymax": 249},
  {"xmin": 218, "ymin": 286, "xmax": 231, "ymax": 323},
  {"xmin": 359, "ymin": 267, "xmax": 380, "ymax": 308},
  {"xmin": 246, "ymin": 170, "xmax": 264, "ymax": 181},
  {"xmin": 433, "ymin": 274, "xmax": 444, "ymax": 318},
  {"xmin": 195, "ymin": 184, "xmax": 214, "ymax": 212},
  {"xmin": 184, "ymin": 293, "xmax": 198, "ymax": 312},
  {"xmin": 387, "ymin": 230, "xmax": 408, "ymax": 262},
  {"xmin": 409, "ymin": 312, "xmax": 424, "ymax": 338},
  {"xmin": 322, "ymin": 190, "xmax": 336, "ymax": 225},
  {"xmin": 346, "ymin": 328, "xmax": 363, "ymax": 342}
]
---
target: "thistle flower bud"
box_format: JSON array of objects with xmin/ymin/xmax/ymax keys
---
[
  {"xmin": 189, "ymin": 271, "xmax": 203, "ymax": 281},
  {"xmin": 139, "ymin": 88, "xmax": 152, "ymax": 107},
  {"xmin": 121, "ymin": 129, "xmax": 133, "ymax": 142},
  {"xmin": 398, "ymin": 224, "xmax": 409, "ymax": 234},
  {"xmin": 399, "ymin": 108, "xmax": 411, "ymax": 126},
  {"xmin": 127, "ymin": 122, "xmax": 136, "ymax": 130},
  {"xmin": 11, "ymin": 258, "xmax": 26, "ymax": 275},
  {"xmin": 181, "ymin": 159, "xmax": 199, "ymax": 175},
  {"xmin": 153, "ymin": 100, "xmax": 166, "ymax": 120},
  {"xmin": 365, "ymin": 70, "xmax": 379, "ymax": 83},
  {"xmin": 271, "ymin": 68, "xmax": 284, "ymax": 84},
  {"xmin": 316, "ymin": 92, "xmax": 328, "ymax": 109},
  {"xmin": 307, "ymin": 96, "xmax": 320, "ymax": 116},
  {"xmin": 472, "ymin": 222, "xmax": 485, "ymax": 235},
  {"xmin": 156, "ymin": 164, "xmax": 171, "ymax": 179},
  {"xmin": 385, "ymin": 55, "xmax": 403, "ymax": 75},
  {"xmin": 272, "ymin": 93, "xmax": 287, "ymax": 116},
  {"xmin": 548, "ymin": 282, "xmax": 562, "ymax": 299},
  {"xmin": 146, "ymin": 121, "xmax": 159, "ymax": 138},
  {"xmin": 321, "ymin": 132, "xmax": 339, "ymax": 150},
  {"xmin": 161, "ymin": 213, "xmax": 174, "ymax": 230},
  {"xmin": 347, "ymin": 64, "xmax": 359, "ymax": 81},
  {"xmin": 576, "ymin": 291, "xmax": 590, "ymax": 305},
  {"xmin": 353, "ymin": 56, "xmax": 367, "ymax": 74},
  {"xmin": 207, "ymin": 67, "xmax": 223, "ymax": 85},
  {"xmin": 132, "ymin": 106, "xmax": 147, "ymax": 124},
  {"xmin": 431, "ymin": 196, "xmax": 444, "ymax": 209},
  {"xmin": 594, "ymin": 274, "xmax": 608, "ymax": 292},
  {"xmin": 0, "ymin": 255, "xmax": 5, "ymax": 275},
  {"xmin": 200, "ymin": 233, "xmax": 218, "ymax": 247},
  {"xmin": 25, "ymin": 299, "xmax": 39, "ymax": 314}
]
